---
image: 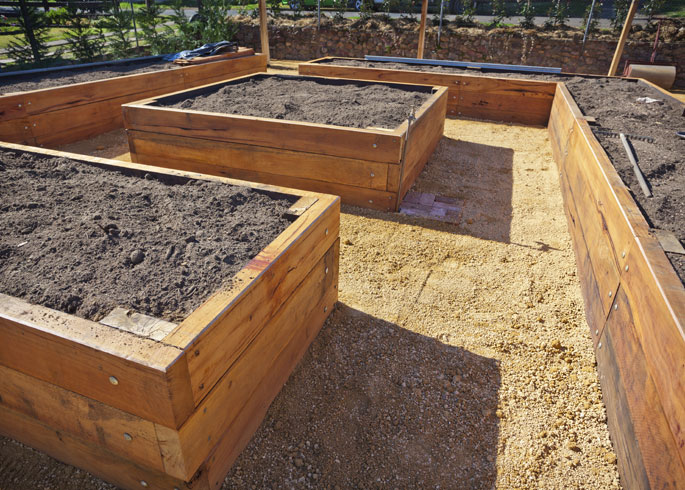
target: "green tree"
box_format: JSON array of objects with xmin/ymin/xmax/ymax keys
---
[
  {"xmin": 62, "ymin": 7, "xmax": 105, "ymax": 62},
  {"xmin": 611, "ymin": 0, "xmax": 630, "ymax": 32},
  {"xmin": 6, "ymin": 2, "xmax": 53, "ymax": 66},
  {"xmin": 136, "ymin": 3, "xmax": 178, "ymax": 54},
  {"xmin": 98, "ymin": 3, "xmax": 134, "ymax": 59},
  {"xmin": 581, "ymin": 0, "xmax": 602, "ymax": 35},
  {"xmin": 490, "ymin": 0, "xmax": 508, "ymax": 26},
  {"xmin": 518, "ymin": 0, "xmax": 535, "ymax": 28},
  {"xmin": 545, "ymin": 0, "xmax": 570, "ymax": 29},
  {"xmin": 641, "ymin": 0, "xmax": 666, "ymax": 21}
]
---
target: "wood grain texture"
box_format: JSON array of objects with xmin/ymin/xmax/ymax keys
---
[
  {"xmin": 0, "ymin": 404, "xmax": 205, "ymax": 490},
  {"xmin": 597, "ymin": 286, "xmax": 685, "ymax": 489},
  {"xmin": 165, "ymin": 196, "xmax": 339, "ymax": 404},
  {"xmin": 0, "ymin": 364, "xmax": 166, "ymax": 473},
  {"xmin": 170, "ymin": 241, "xmax": 338, "ymax": 480},
  {"xmin": 126, "ymin": 129, "xmax": 391, "ymax": 191},
  {"xmin": 0, "ymin": 293, "xmax": 192, "ymax": 427},
  {"xmin": 0, "ymin": 55, "xmax": 266, "ymax": 145}
]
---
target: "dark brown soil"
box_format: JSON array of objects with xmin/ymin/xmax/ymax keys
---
[
  {"xmin": 158, "ymin": 75, "xmax": 433, "ymax": 129},
  {"xmin": 320, "ymin": 59, "xmax": 685, "ymax": 282},
  {"xmin": 0, "ymin": 149, "xmax": 296, "ymax": 323},
  {"xmin": 0, "ymin": 60, "xmax": 176, "ymax": 95},
  {"xmin": 565, "ymin": 78, "xmax": 685, "ymax": 284}
]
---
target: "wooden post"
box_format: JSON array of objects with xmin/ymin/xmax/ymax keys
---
[
  {"xmin": 258, "ymin": 0, "xmax": 270, "ymax": 63},
  {"xmin": 417, "ymin": 0, "xmax": 428, "ymax": 59},
  {"xmin": 608, "ymin": 0, "xmax": 638, "ymax": 76}
]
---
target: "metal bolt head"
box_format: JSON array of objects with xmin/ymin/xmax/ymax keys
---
[
  {"xmin": 109, "ymin": 376, "xmax": 119, "ymax": 385},
  {"xmin": 123, "ymin": 433, "xmax": 132, "ymax": 441},
  {"xmin": 325, "ymin": 267, "xmax": 329, "ymax": 274},
  {"xmin": 370, "ymin": 172, "xmax": 375, "ymax": 177},
  {"xmin": 140, "ymin": 481, "xmax": 149, "ymax": 488},
  {"xmin": 368, "ymin": 199, "xmax": 373, "ymax": 204},
  {"xmin": 24, "ymin": 126, "xmax": 28, "ymax": 130},
  {"xmin": 598, "ymin": 342, "xmax": 602, "ymax": 349},
  {"xmin": 325, "ymin": 228, "xmax": 328, "ymax": 236},
  {"xmin": 17, "ymin": 103, "xmax": 21, "ymax": 108},
  {"xmin": 324, "ymin": 306, "xmax": 328, "ymax": 312},
  {"xmin": 613, "ymin": 304, "xmax": 618, "ymax": 311},
  {"xmin": 625, "ymin": 265, "xmax": 629, "ymax": 272},
  {"xmin": 622, "ymin": 251, "xmax": 626, "ymax": 258},
  {"xmin": 595, "ymin": 329, "xmax": 599, "ymax": 336},
  {"xmin": 372, "ymin": 143, "xmax": 377, "ymax": 148}
]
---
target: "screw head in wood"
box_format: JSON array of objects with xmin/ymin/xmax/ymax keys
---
[
  {"xmin": 595, "ymin": 330, "xmax": 599, "ymax": 336},
  {"xmin": 622, "ymin": 251, "xmax": 626, "ymax": 258},
  {"xmin": 325, "ymin": 228, "xmax": 328, "ymax": 235},
  {"xmin": 370, "ymin": 172, "xmax": 375, "ymax": 177},
  {"xmin": 123, "ymin": 433, "xmax": 132, "ymax": 441},
  {"xmin": 324, "ymin": 306, "xmax": 328, "ymax": 312},
  {"xmin": 17, "ymin": 103, "xmax": 21, "ymax": 108},
  {"xmin": 140, "ymin": 481, "xmax": 149, "ymax": 487},
  {"xmin": 608, "ymin": 291, "xmax": 612, "ymax": 297},
  {"xmin": 325, "ymin": 267, "xmax": 329, "ymax": 274},
  {"xmin": 624, "ymin": 265, "xmax": 629, "ymax": 272},
  {"xmin": 368, "ymin": 200, "xmax": 373, "ymax": 204},
  {"xmin": 613, "ymin": 304, "xmax": 618, "ymax": 311},
  {"xmin": 24, "ymin": 126, "xmax": 28, "ymax": 130},
  {"xmin": 372, "ymin": 144, "xmax": 377, "ymax": 148},
  {"xmin": 109, "ymin": 376, "xmax": 119, "ymax": 386},
  {"xmin": 598, "ymin": 342, "xmax": 602, "ymax": 349}
]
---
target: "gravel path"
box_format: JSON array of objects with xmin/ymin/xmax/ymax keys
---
[{"xmin": 0, "ymin": 105, "xmax": 620, "ymax": 489}]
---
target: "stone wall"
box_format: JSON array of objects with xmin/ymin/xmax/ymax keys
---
[{"xmin": 235, "ymin": 18, "xmax": 685, "ymax": 88}]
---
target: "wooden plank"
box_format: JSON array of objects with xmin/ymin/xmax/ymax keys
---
[
  {"xmin": 397, "ymin": 88, "xmax": 446, "ymax": 207},
  {"xmin": 608, "ymin": 0, "xmax": 639, "ymax": 76},
  {"xmin": 99, "ymin": 307, "xmax": 177, "ymax": 342},
  {"xmin": 126, "ymin": 130, "xmax": 391, "ymax": 191},
  {"xmin": 0, "ymin": 92, "xmax": 28, "ymax": 120},
  {"xmin": 122, "ymin": 103, "xmax": 404, "ymax": 165},
  {"xmin": 169, "ymin": 241, "xmax": 338, "ymax": 480},
  {"xmin": 0, "ymin": 294, "xmax": 194, "ymax": 427},
  {"xmin": 621, "ymin": 237, "xmax": 685, "ymax": 466},
  {"xmin": 204, "ymin": 242, "xmax": 338, "ymax": 489},
  {"xmin": 0, "ymin": 364, "xmax": 166, "ymax": 473},
  {"xmin": 174, "ymin": 47, "xmax": 255, "ymax": 66},
  {"xmin": 127, "ymin": 140, "xmax": 395, "ymax": 211},
  {"xmin": 0, "ymin": 404, "xmax": 206, "ymax": 490},
  {"xmin": 180, "ymin": 54, "xmax": 267, "ymax": 87},
  {"xmin": 417, "ymin": 0, "xmax": 428, "ymax": 58},
  {"xmin": 596, "ymin": 286, "xmax": 685, "ymax": 489},
  {"xmin": 259, "ymin": 0, "xmax": 269, "ymax": 62},
  {"xmin": 558, "ymin": 164, "xmax": 607, "ymax": 343},
  {"xmin": 164, "ymin": 196, "xmax": 339, "ymax": 404},
  {"xmin": 0, "ymin": 118, "xmax": 35, "ymax": 144}
]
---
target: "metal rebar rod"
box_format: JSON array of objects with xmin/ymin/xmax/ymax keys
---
[{"xmin": 620, "ymin": 132, "xmax": 652, "ymax": 198}]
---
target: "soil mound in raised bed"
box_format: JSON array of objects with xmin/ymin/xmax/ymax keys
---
[
  {"xmin": 0, "ymin": 150, "xmax": 295, "ymax": 323},
  {"xmin": 158, "ymin": 75, "xmax": 432, "ymax": 129},
  {"xmin": 0, "ymin": 60, "xmax": 176, "ymax": 95}
]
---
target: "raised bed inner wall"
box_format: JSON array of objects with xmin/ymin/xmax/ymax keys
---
[
  {"xmin": 0, "ymin": 142, "xmax": 340, "ymax": 490},
  {"xmin": 122, "ymin": 73, "xmax": 447, "ymax": 212},
  {"xmin": 0, "ymin": 53, "xmax": 266, "ymax": 147},
  {"xmin": 299, "ymin": 57, "xmax": 557, "ymax": 126}
]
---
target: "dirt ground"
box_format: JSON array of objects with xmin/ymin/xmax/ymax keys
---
[{"xmin": 0, "ymin": 114, "xmax": 621, "ymax": 489}]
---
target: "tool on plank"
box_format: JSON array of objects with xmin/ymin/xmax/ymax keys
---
[
  {"xmin": 592, "ymin": 128, "xmax": 654, "ymax": 143},
  {"xmin": 620, "ymin": 133, "xmax": 652, "ymax": 198}
]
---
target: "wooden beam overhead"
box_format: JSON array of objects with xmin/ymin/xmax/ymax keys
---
[
  {"xmin": 417, "ymin": 0, "xmax": 428, "ymax": 59},
  {"xmin": 608, "ymin": 0, "xmax": 638, "ymax": 76}
]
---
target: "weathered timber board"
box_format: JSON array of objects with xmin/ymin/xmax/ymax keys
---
[
  {"xmin": 123, "ymin": 74, "xmax": 446, "ymax": 211},
  {"xmin": 299, "ymin": 57, "xmax": 556, "ymax": 126},
  {"xmin": 547, "ymin": 81, "xmax": 685, "ymax": 488},
  {"xmin": 0, "ymin": 54, "xmax": 266, "ymax": 146}
]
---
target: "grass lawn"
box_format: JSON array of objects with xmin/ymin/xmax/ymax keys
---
[{"xmin": 660, "ymin": 0, "xmax": 685, "ymax": 17}]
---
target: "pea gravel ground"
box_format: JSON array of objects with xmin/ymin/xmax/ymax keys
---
[{"xmin": 0, "ymin": 116, "xmax": 620, "ymax": 489}]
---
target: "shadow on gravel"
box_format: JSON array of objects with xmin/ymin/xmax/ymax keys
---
[
  {"xmin": 344, "ymin": 136, "xmax": 515, "ymax": 243},
  {"xmin": 226, "ymin": 303, "xmax": 501, "ymax": 489}
]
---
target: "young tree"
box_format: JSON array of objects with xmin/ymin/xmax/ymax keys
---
[
  {"xmin": 62, "ymin": 6, "xmax": 105, "ymax": 62},
  {"xmin": 7, "ymin": 0, "xmax": 52, "ymax": 65},
  {"xmin": 490, "ymin": 0, "xmax": 508, "ymax": 27},
  {"xmin": 518, "ymin": 0, "xmax": 535, "ymax": 28},
  {"xmin": 98, "ymin": 2, "xmax": 134, "ymax": 58}
]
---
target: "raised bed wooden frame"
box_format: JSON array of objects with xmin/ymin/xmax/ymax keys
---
[
  {"xmin": 299, "ymin": 56, "xmax": 557, "ymax": 126},
  {"xmin": 0, "ymin": 141, "xmax": 340, "ymax": 490},
  {"xmin": 304, "ymin": 55, "xmax": 685, "ymax": 488},
  {"xmin": 122, "ymin": 73, "xmax": 447, "ymax": 212},
  {"xmin": 0, "ymin": 52, "xmax": 266, "ymax": 147}
]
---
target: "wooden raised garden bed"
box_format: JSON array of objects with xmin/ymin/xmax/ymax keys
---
[
  {"xmin": 0, "ymin": 51, "xmax": 266, "ymax": 147},
  {"xmin": 304, "ymin": 56, "xmax": 685, "ymax": 488},
  {"xmin": 122, "ymin": 73, "xmax": 447, "ymax": 212},
  {"xmin": 299, "ymin": 56, "xmax": 557, "ymax": 126},
  {"xmin": 0, "ymin": 141, "xmax": 340, "ymax": 490}
]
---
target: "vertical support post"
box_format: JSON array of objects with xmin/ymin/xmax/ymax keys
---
[
  {"xmin": 608, "ymin": 0, "xmax": 638, "ymax": 76},
  {"xmin": 259, "ymin": 0, "xmax": 270, "ymax": 63},
  {"xmin": 317, "ymin": 0, "xmax": 321, "ymax": 29},
  {"xmin": 417, "ymin": 0, "xmax": 428, "ymax": 59},
  {"xmin": 437, "ymin": 0, "xmax": 444, "ymax": 46}
]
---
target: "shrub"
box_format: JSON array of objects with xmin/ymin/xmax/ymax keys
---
[
  {"xmin": 98, "ymin": 3, "xmax": 134, "ymax": 59},
  {"xmin": 518, "ymin": 0, "xmax": 535, "ymax": 29},
  {"xmin": 62, "ymin": 7, "xmax": 105, "ymax": 62},
  {"xmin": 610, "ymin": 0, "xmax": 630, "ymax": 32},
  {"xmin": 6, "ymin": 5, "xmax": 54, "ymax": 66},
  {"xmin": 490, "ymin": 0, "xmax": 508, "ymax": 27}
]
